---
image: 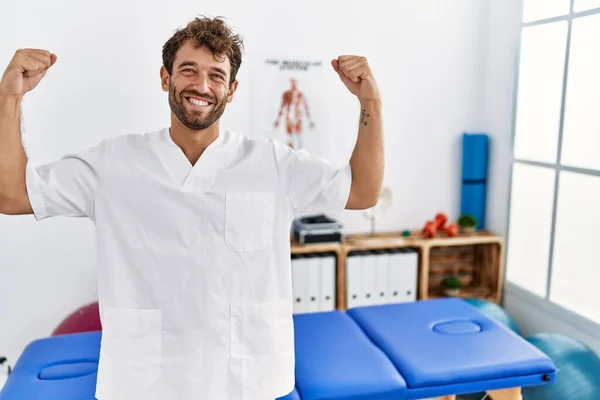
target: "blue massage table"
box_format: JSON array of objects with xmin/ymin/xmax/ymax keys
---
[{"xmin": 0, "ymin": 299, "xmax": 557, "ymax": 400}]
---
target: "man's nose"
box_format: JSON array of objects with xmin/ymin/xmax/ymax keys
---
[{"xmin": 193, "ymin": 74, "xmax": 211, "ymax": 94}]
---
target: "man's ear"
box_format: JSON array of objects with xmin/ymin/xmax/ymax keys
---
[
  {"xmin": 227, "ymin": 80, "xmax": 239, "ymax": 103},
  {"xmin": 160, "ymin": 66, "xmax": 170, "ymax": 92}
]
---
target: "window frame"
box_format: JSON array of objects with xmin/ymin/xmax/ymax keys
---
[{"xmin": 505, "ymin": 0, "xmax": 600, "ymax": 331}]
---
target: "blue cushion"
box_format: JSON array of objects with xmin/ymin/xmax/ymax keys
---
[
  {"xmin": 347, "ymin": 299, "xmax": 557, "ymax": 399},
  {"xmin": 276, "ymin": 386, "xmax": 301, "ymax": 400},
  {"xmin": 0, "ymin": 331, "xmax": 101, "ymax": 400},
  {"xmin": 293, "ymin": 311, "xmax": 407, "ymax": 400},
  {"xmin": 38, "ymin": 362, "xmax": 99, "ymax": 380}
]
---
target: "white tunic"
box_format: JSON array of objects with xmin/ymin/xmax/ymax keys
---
[{"xmin": 25, "ymin": 127, "xmax": 351, "ymax": 400}]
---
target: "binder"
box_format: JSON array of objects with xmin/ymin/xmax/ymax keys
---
[
  {"xmin": 292, "ymin": 254, "xmax": 308, "ymax": 313},
  {"xmin": 346, "ymin": 252, "xmax": 363, "ymax": 308},
  {"xmin": 374, "ymin": 250, "xmax": 390, "ymax": 305},
  {"xmin": 401, "ymin": 249, "xmax": 418, "ymax": 302},
  {"xmin": 387, "ymin": 249, "xmax": 403, "ymax": 303},
  {"xmin": 306, "ymin": 254, "xmax": 321, "ymax": 313},
  {"xmin": 361, "ymin": 251, "xmax": 377, "ymax": 306},
  {"xmin": 388, "ymin": 249, "xmax": 418, "ymax": 303},
  {"xmin": 319, "ymin": 253, "xmax": 336, "ymax": 311}
]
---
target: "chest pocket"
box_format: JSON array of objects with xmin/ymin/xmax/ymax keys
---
[{"xmin": 225, "ymin": 191, "xmax": 276, "ymax": 252}]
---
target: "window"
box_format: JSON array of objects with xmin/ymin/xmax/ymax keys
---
[
  {"xmin": 506, "ymin": 164, "xmax": 555, "ymax": 297},
  {"xmin": 513, "ymin": 22, "xmax": 568, "ymax": 164},
  {"xmin": 522, "ymin": 0, "xmax": 570, "ymax": 23},
  {"xmin": 561, "ymin": 13, "xmax": 600, "ymax": 171},
  {"xmin": 551, "ymin": 172, "xmax": 600, "ymax": 323},
  {"xmin": 574, "ymin": 0, "xmax": 600, "ymax": 12},
  {"xmin": 507, "ymin": 1, "xmax": 600, "ymax": 325}
]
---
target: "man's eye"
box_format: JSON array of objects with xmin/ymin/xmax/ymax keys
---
[
  {"xmin": 182, "ymin": 68, "xmax": 195, "ymax": 73},
  {"xmin": 211, "ymin": 74, "xmax": 224, "ymax": 80}
]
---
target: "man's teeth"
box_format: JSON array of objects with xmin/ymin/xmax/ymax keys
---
[{"xmin": 188, "ymin": 97, "xmax": 210, "ymax": 107}]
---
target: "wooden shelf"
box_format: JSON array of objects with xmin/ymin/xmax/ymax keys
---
[
  {"xmin": 290, "ymin": 230, "xmax": 505, "ymax": 310},
  {"xmin": 291, "ymin": 241, "xmax": 341, "ymax": 255},
  {"xmin": 428, "ymin": 286, "xmax": 496, "ymax": 302}
]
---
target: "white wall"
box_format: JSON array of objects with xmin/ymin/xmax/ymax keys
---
[
  {"xmin": 248, "ymin": 0, "xmax": 490, "ymax": 234},
  {"xmin": 480, "ymin": 0, "xmax": 522, "ymax": 236},
  {"xmin": 1, "ymin": 0, "xmax": 491, "ymax": 365}
]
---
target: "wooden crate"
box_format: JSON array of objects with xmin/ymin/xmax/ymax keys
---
[{"xmin": 417, "ymin": 231, "xmax": 504, "ymax": 304}]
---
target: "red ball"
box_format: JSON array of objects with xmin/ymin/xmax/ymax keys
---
[{"xmin": 52, "ymin": 302, "xmax": 101, "ymax": 336}]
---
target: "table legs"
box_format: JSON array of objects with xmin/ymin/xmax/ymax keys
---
[{"xmin": 436, "ymin": 387, "xmax": 522, "ymax": 400}]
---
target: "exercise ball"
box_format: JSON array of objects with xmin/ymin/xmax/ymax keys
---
[
  {"xmin": 463, "ymin": 298, "xmax": 521, "ymax": 335},
  {"xmin": 456, "ymin": 298, "xmax": 522, "ymax": 400},
  {"xmin": 523, "ymin": 333, "xmax": 600, "ymax": 400},
  {"xmin": 52, "ymin": 302, "xmax": 101, "ymax": 336}
]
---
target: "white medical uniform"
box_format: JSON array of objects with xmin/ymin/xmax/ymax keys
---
[{"xmin": 25, "ymin": 127, "xmax": 352, "ymax": 400}]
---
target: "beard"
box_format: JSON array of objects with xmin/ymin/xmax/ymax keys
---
[{"xmin": 168, "ymin": 84, "xmax": 227, "ymax": 130}]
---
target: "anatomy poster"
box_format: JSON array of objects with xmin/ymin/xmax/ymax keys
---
[{"xmin": 250, "ymin": 57, "xmax": 329, "ymax": 153}]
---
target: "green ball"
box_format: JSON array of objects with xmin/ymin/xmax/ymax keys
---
[
  {"xmin": 463, "ymin": 298, "xmax": 521, "ymax": 334},
  {"xmin": 524, "ymin": 333, "xmax": 600, "ymax": 400},
  {"xmin": 402, "ymin": 230, "xmax": 411, "ymax": 237}
]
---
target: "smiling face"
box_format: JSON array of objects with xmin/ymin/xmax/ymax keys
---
[{"xmin": 161, "ymin": 41, "xmax": 239, "ymax": 131}]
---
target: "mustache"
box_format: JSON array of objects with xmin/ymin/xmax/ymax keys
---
[{"xmin": 181, "ymin": 91, "xmax": 215, "ymax": 103}]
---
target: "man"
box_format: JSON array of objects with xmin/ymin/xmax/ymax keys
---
[
  {"xmin": 273, "ymin": 77, "xmax": 314, "ymax": 149},
  {"xmin": 0, "ymin": 16, "xmax": 383, "ymax": 400}
]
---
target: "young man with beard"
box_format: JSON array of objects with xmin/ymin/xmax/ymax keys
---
[{"xmin": 0, "ymin": 16, "xmax": 383, "ymax": 400}]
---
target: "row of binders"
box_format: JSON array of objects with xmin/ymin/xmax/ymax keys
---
[
  {"xmin": 291, "ymin": 253, "xmax": 336, "ymax": 314},
  {"xmin": 346, "ymin": 249, "xmax": 418, "ymax": 308},
  {"xmin": 291, "ymin": 248, "xmax": 419, "ymax": 314}
]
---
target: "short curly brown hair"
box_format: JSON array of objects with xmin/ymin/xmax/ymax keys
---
[{"xmin": 162, "ymin": 16, "xmax": 243, "ymax": 86}]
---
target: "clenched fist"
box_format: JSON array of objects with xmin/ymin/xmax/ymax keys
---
[
  {"xmin": 331, "ymin": 55, "xmax": 380, "ymax": 102},
  {"xmin": 0, "ymin": 49, "xmax": 57, "ymax": 97}
]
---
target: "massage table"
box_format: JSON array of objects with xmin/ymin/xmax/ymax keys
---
[
  {"xmin": 296, "ymin": 298, "xmax": 556, "ymax": 399},
  {"xmin": 0, "ymin": 299, "xmax": 556, "ymax": 400}
]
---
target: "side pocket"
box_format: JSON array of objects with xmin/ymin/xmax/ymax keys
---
[
  {"xmin": 101, "ymin": 306, "xmax": 162, "ymax": 360},
  {"xmin": 230, "ymin": 299, "xmax": 295, "ymax": 399},
  {"xmin": 96, "ymin": 306, "xmax": 162, "ymax": 399},
  {"xmin": 230, "ymin": 299, "xmax": 294, "ymax": 358},
  {"xmin": 225, "ymin": 192, "xmax": 276, "ymax": 252}
]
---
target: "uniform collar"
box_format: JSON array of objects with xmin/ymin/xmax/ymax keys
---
[
  {"xmin": 153, "ymin": 126, "xmax": 230, "ymax": 192},
  {"xmin": 159, "ymin": 126, "xmax": 225, "ymax": 149}
]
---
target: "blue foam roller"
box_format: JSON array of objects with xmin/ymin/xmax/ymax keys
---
[
  {"xmin": 462, "ymin": 133, "xmax": 489, "ymax": 182},
  {"xmin": 461, "ymin": 182, "xmax": 486, "ymax": 230}
]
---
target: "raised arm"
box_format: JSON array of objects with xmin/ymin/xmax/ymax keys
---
[
  {"xmin": 0, "ymin": 49, "xmax": 57, "ymax": 215},
  {"xmin": 331, "ymin": 56, "xmax": 384, "ymax": 210}
]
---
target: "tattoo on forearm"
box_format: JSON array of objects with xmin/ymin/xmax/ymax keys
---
[
  {"xmin": 360, "ymin": 109, "xmax": 370, "ymax": 126},
  {"xmin": 19, "ymin": 97, "xmax": 25, "ymax": 145}
]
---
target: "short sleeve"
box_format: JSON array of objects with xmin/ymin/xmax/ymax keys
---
[
  {"xmin": 272, "ymin": 140, "xmax": 352, "ymax": 219},
  {"xmin": 25, "ymin": 138, "xmax": 114, "ymax": 221}
]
